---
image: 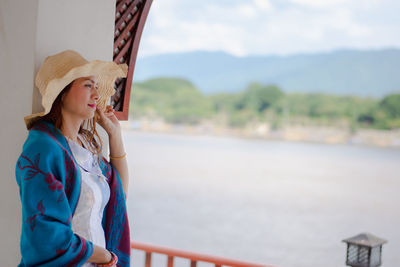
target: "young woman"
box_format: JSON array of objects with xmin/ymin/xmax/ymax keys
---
[{"xmin": 15, "ymin": 50, "xmax": 131, "ymax": 266}]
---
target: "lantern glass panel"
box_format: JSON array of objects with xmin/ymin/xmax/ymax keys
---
[
  {"xmin": 348, "ymin": 244, "xmax": 358, "ymax": 263},
  {"xmin": 370, "ymin": 246, "xmax": 381, "ymax": 266},
  {"xmin": 357, "ymin": 246, "xmax": 369, "ymax": 264},
  {"xmin": 347, "ymin": 245, "xmax": 370, "ymax": 267}
]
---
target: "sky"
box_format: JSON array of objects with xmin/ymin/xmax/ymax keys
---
[{"xmin": 137, "ymin": 0, "xmax": 400, "ymax": 58}]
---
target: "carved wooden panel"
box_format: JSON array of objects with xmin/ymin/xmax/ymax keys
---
[{"xmin": 112, "ymin": 0, "xmax": 153, "ymax": 120}]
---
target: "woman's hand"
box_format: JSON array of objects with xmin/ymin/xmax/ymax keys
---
[
  {"xmin": 95, "ymin": 105, "xmax": 121, "ymax": 137},
  {"xmin": 87, "ymin": 245, "xmax": 118, "ymax": 266}
]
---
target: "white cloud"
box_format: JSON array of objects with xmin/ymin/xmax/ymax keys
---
[
  {"xmin": 137, "ymin": 0, "xmax": 400, "ymax": 57},
  {"xmin": 289, "ymin": 0, "xmax": 348, "ymax": 8},
  {"xmin": 138, "ymin": 2, "xmax": 248, "ymax": 56},
  {"xmin": 289, "ymin": 0, "xmax": 381, "ymax": 9},
  {"xmin": 235, "ymin": 0, "xmax": 273, "ymax": 18},
  {"xmin": 253, "ymin": 0, "xmax": 273, "ymax": 10},
  {"xmin": 236, "ymin": 4, "xmax": 258, "ymax": 18}
]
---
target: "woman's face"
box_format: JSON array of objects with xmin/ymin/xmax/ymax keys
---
[{"xmin": 61, "ymin": 75, "xmax": 99, "ymax": 121}]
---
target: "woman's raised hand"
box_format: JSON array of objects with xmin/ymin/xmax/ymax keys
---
[{"xmin": 95, "ymin": 105, "xmax": 121, "ymax": 137}]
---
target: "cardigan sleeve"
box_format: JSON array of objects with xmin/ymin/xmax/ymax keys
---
[
  {"xmin": 99, "ymin": 155, "xmax": 131, "ymax": 267},
  {"xmin": 15, "ymin": 134, "xmax": 94, "ymax": 266}
]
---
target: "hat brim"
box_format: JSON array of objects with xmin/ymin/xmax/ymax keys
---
[{"xmin": 24, "ymin": 60, "xmax": 128, "ymax": 129}]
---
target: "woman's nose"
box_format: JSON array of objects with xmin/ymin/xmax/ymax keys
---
[{"xmin": 92, "ymin": 87, "xmax": 100, "ymax": 101}]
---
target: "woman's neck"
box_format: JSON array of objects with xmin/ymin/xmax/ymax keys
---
[{"xmin": 60, "ymin": 115, "xmax": 83, "ymax": 144}]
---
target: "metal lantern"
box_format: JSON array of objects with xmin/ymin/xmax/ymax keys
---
[{"xmin": 342, "ymin": 232, "xmax": 387, "ymax": 267}]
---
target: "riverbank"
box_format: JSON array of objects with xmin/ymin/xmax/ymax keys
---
[{"xmin": 120, "ymin": 118, "xmax": 400, "ymax": 149}]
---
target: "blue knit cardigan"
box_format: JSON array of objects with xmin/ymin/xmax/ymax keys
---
[{"xmin": 15, "ymin": 121, "xmax": 131, "ymax": 266}]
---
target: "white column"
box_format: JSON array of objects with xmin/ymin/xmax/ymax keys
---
[{"xmin": 0, "ymin": 0, "xmax": 116, "ymax": 264}]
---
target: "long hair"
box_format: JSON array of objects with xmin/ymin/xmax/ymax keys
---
[{"xmin": 28, "ymin": 81, "xmax": 104, "ymax": 165}]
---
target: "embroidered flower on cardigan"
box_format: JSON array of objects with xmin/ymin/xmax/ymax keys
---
[
  {"xmin": 17, "ymin": 153, "xmax": 65, "ymax": 202},
  {"xmin": 26, "ymin": 200, "xmax": 45, "ymax": 231}
]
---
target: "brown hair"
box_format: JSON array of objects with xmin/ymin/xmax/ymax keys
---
[{"xmin": 28, "ymin": 80, "xmax": 104, "ymax": 164}]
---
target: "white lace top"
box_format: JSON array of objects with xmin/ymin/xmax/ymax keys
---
[{"xmin": 66, "ymin": 133, "xmax": 110, "ymax": 266}]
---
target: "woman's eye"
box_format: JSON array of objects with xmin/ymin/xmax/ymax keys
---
[{"xmin": 85, "ymin": 84, "xmax": 99, "ymax": 90}]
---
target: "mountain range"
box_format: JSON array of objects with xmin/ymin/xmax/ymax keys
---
[{"xmin": 133, "ymin": 49, "xmax": 400, "ymax": 98}]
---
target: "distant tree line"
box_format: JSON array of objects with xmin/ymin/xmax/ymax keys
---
[{"xmin": 130, "ymin": 77, "xmax": 400, "ymax": 130}]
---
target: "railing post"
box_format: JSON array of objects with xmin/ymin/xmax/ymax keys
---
[
  {"xmin": 167, "ymin": 255, "xmax": 174, "ymax": 267},
  {"xmin": 145, "ymin": 252, "xmax": 152, "ymax": 267},
  {"xmin": 190, "ymin": 260, "xmax": 197, "ymax": 267}
]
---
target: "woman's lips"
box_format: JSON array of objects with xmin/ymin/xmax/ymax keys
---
[{"xmin": 88, "ymin": 104, "xmax": 96, "ymax": 108}]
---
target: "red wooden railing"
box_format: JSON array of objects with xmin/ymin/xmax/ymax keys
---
[{"xmin": 131, "ymin": 241, "xmax": 277, "ymax": 267}]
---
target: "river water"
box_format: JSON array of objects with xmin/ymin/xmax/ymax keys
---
[{"xmin": 122, "ymin": 130, "xmax": 400, "ymax": 267}]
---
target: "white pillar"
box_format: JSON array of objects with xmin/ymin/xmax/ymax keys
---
[{"xmin": 0, "ymin": 0, "xmax": 116, "ymax": 264}]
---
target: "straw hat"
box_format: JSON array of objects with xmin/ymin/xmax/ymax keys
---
[{"xmin": 24, "ymin": 49, "xmax": 128, "ymax": 129}]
